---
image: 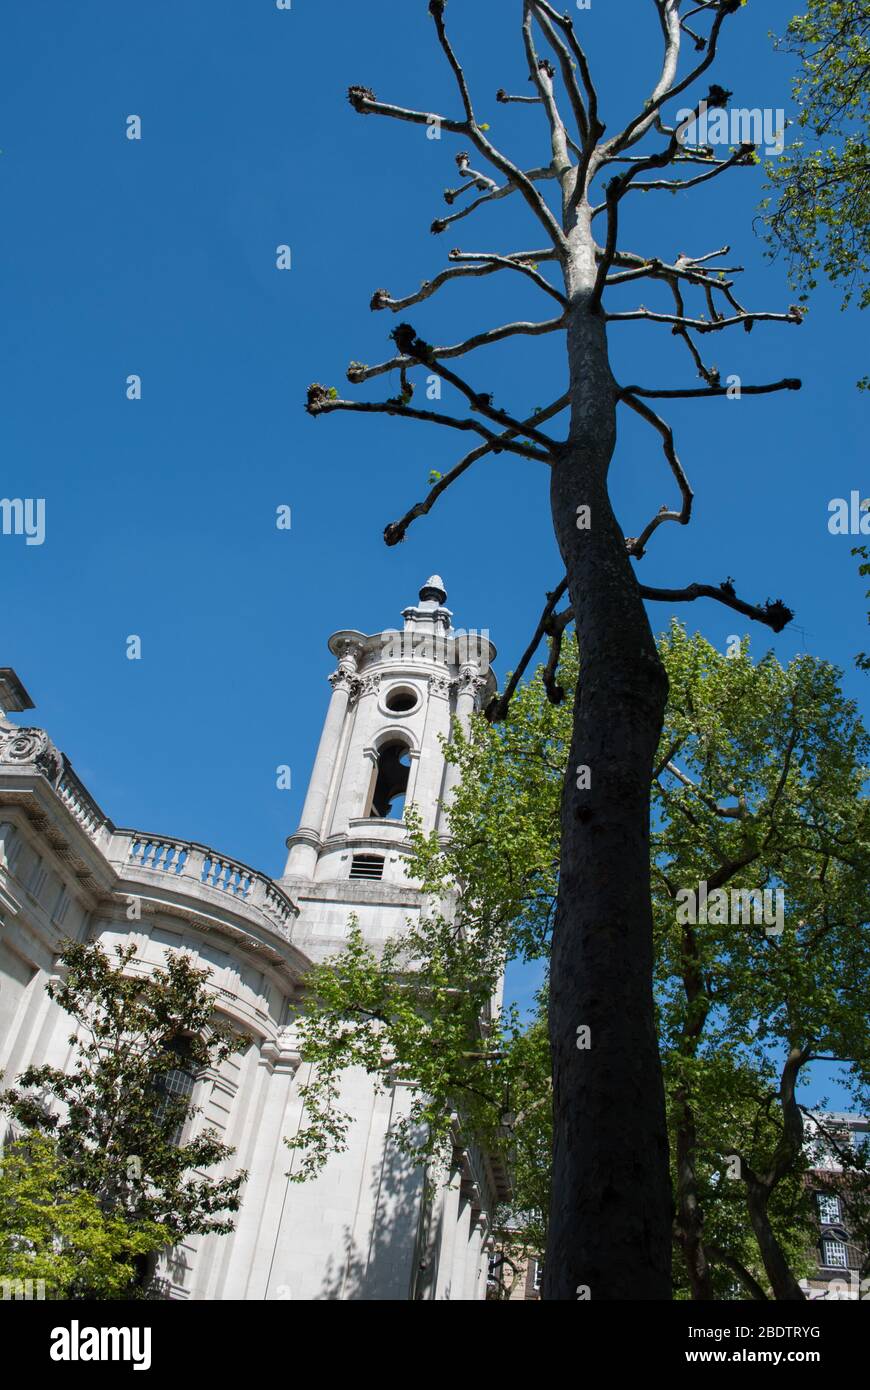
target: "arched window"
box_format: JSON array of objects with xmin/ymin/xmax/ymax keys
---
[
  {"xmin": 367, "ymin": 740, "xmax": 411, "ymax": 820},
  {"xmin": 153, "ymin": 1038, "xmax": 196, "ymax": 1146}
]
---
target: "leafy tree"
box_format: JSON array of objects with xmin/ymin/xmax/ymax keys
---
[
  {"xmin": 307, "ymin": 0, "xmax": 803, "ymax": 1299},
  {"xmin": 0, "ymin": 1133, "xmax": 165, "ymax": 1300},
  {"xmin": 764, "ymin": 0, "xmax": 870, "ymax": 324},
  {"xmin": 289, "ymin": 626, "xmax": 870, "ymax": 1299},
  {"xmin": 1, "ymin": 940, "xmax": 248, "ymax": 1296}
]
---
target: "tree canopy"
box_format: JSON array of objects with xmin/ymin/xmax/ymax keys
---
[{"xmin": 764, "ymin": 1, "xmax": 870, "ymax": 320}]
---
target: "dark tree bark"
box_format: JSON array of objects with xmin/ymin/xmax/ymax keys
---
[
  {"xmin": 674, "ymin": 1091, "xmax": 715, "ymax": 1300},
  {"xmin": 673, "ymin": 913, "xmax": 715, "ymax": 1300},
  {"xmin": 547, "ymin": 302, "xmax": 672, "ymax": 1300}
]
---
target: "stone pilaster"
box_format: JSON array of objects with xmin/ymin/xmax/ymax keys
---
[{"xmin": 284, "ymin": 641, "xmax": 363, "ymax": 879}]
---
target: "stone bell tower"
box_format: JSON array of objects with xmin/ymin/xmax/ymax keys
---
[{"xmin": 281, "ymin": 577, "xmax": 496, "ymax": 961}]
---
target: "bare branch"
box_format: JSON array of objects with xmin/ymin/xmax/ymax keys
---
[
  {"xmin": 637, "ymin": 580, "xmax": 794, "ymax": 634},
  {"xmin": 604, "ymin": 1, "xmax": 739, "ymax": 159},
  {"xmin": 348, "ymin": 86, "xmax": 466, "ymax": 135},
  {"xmin": 625, "ymin": 143, "xmax": 756, "ymax": 193},
  {"xmin": 522, "ymin": 0, "xmax": 583, "ymax": 159},
  {"xmin": 664, "ymin": 274, "xmax": 721, "ymax": 386},
  {"xmin": 485, "ymin": 579, "xmax": 570, "ymax": 723},
  {"xmin": 526, "ymin": 1, "xmax": 589, "ymax": 150},
  {"xmin": 621, "ymin": 393, "xmax": 693, "ymax": 558},
  {"xmin": 384, "ymin": 395, "xmax": 570, "ymax": 547},
  {"xmin": 448, "ymin": 250, "xmax": 566, "ymax": 305},
  {"xmin": 427, "ymin": 0, "xmax": 567, "ymax": 250},
  {"xmin": 605, "ymin": 247, "xmax": 742, "ymax": 289},
  {"xmin": 607, "ymin": 307, "xmax": 805, "ymax": 333},
  {"xmin": 348, "ymin": 314, "xmax": 566, "ymax": 384},
  {"xmin": 451, "ymin": 150, "xmax": 498, "ymax": 195},
  {"xmin": 522, "ymin": 4, "xmax": 572, "ymax": 171},
  {"xmin": 542, "ymin": 607, "xmax": 572, "ymax": 706},
  {"xmin": 396, "ymin": 331, "xmax": 558, "ymax": 450},
  {"xmin": 623, "ymin": 380, "xmax": 802, "ymax": 399},
  {"xmin": 431, "ymin": 167, "xmax": 558, "ymax": 235},
  {"xmin": 532, "ymin": 2, "xmax": 601, "ymax": 142},
  {"xmin": 428, "ymin": 0, "xmax": 476, "ymax": 123},
  {"xmin": 305, "ymin": 384, "xmax": 550, "ymax": 463},
  {"xmin": 370, "ymin": 248, "xmax": 562, "ymax": 313},
  {"xmin": 590, "ymin": 177, "xmax": 621, "ymax": 310},
  {"xmin": 496, "ymin": 88, "xmax": 542, "ymax": 107}
]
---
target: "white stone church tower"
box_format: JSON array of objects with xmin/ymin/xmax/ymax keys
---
[{"xmin": 0, "ymin": 579, "xmax": 507, "ymax": 1300}]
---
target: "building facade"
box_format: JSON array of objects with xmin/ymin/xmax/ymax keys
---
[
  {"xmin": 0, "ymin": 578, "xmax": 508, "ymax": 1300},
  {"xmin": 801, "ymin": 1112, "xmax": 869, "ymax": 1301}
]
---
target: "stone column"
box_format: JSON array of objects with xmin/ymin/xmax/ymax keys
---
[
  {"xmin": 437, "ymin": 665, "xmax": 485, "ymax": 832},
  {"xmin": 449, "ymin": 1190, "xmax": 473, "ymax": 1299},
  {"xmin": 464, "ymin": 1209, "xmax": 488, "ymax": 1301},
  {"xmin": 433, "ymin": 1165, "xmax": 462, "ymax": 1300},
  {"xmin": 284, "ymin": 642, "xmax": 361, "ymax": 879},
  {"xmin": 479, "ymin": 1232, "xmax": 495, "ymax": 1300}
]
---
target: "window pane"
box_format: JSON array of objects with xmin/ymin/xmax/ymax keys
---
[
  {"xmin": 817, "ymin": 1193, "xmax": 841, "ymax": 1224},
  {"xmin": 821, "ymin": 1240, "xmax": 848, "ymax": 1269}
]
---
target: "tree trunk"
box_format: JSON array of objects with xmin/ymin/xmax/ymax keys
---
[
  {"xmin": 675, "ymin": 1091, "xmax": 715, "ymax": 1300},
  {"xmin": 543, "ymin": 288, "xmax": 672, "ymax": 1300},
  {"xmin": 739, "ymin": 1046, "xmax": 808, "ymax": 1301},
  {"xmin": 675, "ymin": 921, "xmax": 714, "ymax": 1299},
  {"xmin": 746, "ymin": 1184, "xmax": 806, "ymax": 1301}
]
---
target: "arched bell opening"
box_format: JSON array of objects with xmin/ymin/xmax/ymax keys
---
[{"xmin": 366, "ymin": 739, "xmax": 412, "ymax": 820}]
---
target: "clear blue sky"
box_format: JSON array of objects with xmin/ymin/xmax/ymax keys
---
[{"xmin": 1, "ymin": 2, "xmax": 865, "ymax": 1108}]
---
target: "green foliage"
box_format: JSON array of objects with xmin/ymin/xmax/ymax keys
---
[
  {"xmin": 0, "ymin": 1133, "xmax": 165, "ymax": 1300},
  {"xmin": 763, "ymin": 2, "xmax": 870, "ymax": 320},
  {"xmin": 286, "ymin": 625, "xmax": 870, "ymax": 1296},
  {"xmin": 855, "ymin": 545, "xmax": 870, "ymax": 670},
  {"xmin": 1, "ymin": 940, "xmax": 249, "ymax": 1295}
]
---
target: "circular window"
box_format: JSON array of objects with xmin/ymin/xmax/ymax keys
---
[{"xmin": 384, "ymin": 685, "xmax": 420, "ymax": 715}]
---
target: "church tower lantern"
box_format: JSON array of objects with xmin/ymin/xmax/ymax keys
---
[{"xmin": 281, "ymin": 578, "xmax": 496, "ymax": 960}]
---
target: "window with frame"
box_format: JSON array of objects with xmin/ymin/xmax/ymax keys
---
[
  {"xmin": 153, "ymin": 1039, "xmax": 196, "ymax": 1145},
  {"xmin": 532, "ymin": 1260, "xmax": 543, "ymax": 1293},
  {"xmin": 816, "ymin": 1192, "xmax": 841, "ymax": 1225},
  {"xmin": 821, "ymin": 1238, "xmax": 848, "ymax": 1269}
]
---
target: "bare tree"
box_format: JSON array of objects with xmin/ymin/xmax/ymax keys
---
[{"xmin": 307, "ymin": 0, "xmax": 802, "ymax": 1300}]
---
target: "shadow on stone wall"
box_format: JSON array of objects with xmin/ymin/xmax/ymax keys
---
[{"xmin": 317, "ymin": 1140, "xmax": 428, "ymax": 1301}]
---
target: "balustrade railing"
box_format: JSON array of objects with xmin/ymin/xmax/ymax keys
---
[
  {"xmin": 57, "ymin": 767, "xmax": 111, "ymax": 844},
  {"xmin": 110, "ymin": 830, "xmax": 295, "ymax": 936},
  {"xmin": 0, "ymin": 735, "xmax": 296, "ymax": 940}
]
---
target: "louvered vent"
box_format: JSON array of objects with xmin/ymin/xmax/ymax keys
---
[{"xmin": 350, "ymin": 854, "xmax": 385, "ymax": 881}]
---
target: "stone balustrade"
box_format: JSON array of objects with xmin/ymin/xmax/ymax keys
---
[
  {"xmin": 109, "ymin": 830, "xmax": 295, "ymax": 937},
  {"xmin": 1, "ymin": 720, "xmax": 297, "ymax": 946},
  {"xmin": 57, "ymin": 766, "xmax": 112, "ymax": 845}
]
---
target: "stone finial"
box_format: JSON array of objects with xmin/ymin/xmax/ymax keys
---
[{"xmin": 419, "ymin": 575, "xmax": 447, "ymax": 606}]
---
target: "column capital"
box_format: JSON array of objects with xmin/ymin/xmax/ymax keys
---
[
  {"xmin": 328, "ymin": 668, "xmax": 360, "ymax": 696},
  {"xmin": 427, "ymin": 673, "xmax": 454, "ymax": 700},
  {"xmin": 457, "ymin": 665, "xmax": 487, "ymax": 700},
  {"xmin": 329, "ymin": 639, "xmax": 365, "ymax": 694}
]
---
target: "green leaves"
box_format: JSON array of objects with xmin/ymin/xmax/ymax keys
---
[
  {"xmin": 764, "ymin": 1, "xmax": 870, "ymax": 326},
  {"xmin": 0, "ymin": 940, "xmax": 250, "ymax": 1296},
  {"xmin": 0, "ymin": 1134, "xmax": 166, "ymax": 1300}
]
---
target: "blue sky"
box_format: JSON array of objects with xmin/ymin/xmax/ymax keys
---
[{"xmin": 1, "ymin": 1, "xmax": 865, "ymax": 1109}]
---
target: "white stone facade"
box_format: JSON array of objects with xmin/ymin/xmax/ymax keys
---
[{"xmin": 0, "ymin": 582, "xmax": 507, "ymax": 1300}]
